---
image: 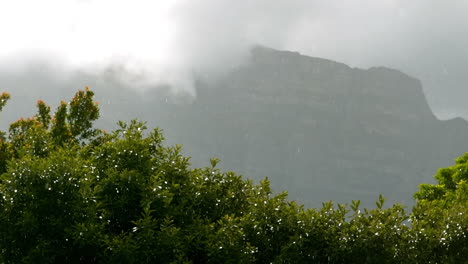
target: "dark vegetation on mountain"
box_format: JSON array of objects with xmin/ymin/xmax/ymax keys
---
[
  {"xmin": 1, "ymin": 47, "xmax": 468, "ymax": 209},
  {"xmin": 0, "ymin": 89, "xmax": 467, "ymax": 263}
]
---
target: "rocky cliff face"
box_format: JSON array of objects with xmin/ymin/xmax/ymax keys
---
[
  {"xmin": 173, "ymin": 46, "xmax": 468, "ymax": 207},
  {"xmin": 1, "ymin": 46, "xmax": 468, "ymax": 208}
]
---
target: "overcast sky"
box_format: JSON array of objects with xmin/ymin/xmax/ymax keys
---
[{"xmin": 1, "ymin": 0, "xmax": 468, "ymax": 118}]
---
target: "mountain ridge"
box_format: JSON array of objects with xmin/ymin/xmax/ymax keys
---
[
  {"xmin": 1, "ymin": 46, "xmax": 468, "ymax": 207},
  {"xmin": 179, "ymin": 46, "xmax": 468, "ymax": 207}
]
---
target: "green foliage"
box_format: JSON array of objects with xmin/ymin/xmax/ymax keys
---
[
  {"xmin": 50, "ymin": 101, "xmax": 72, "ymax": 145},
  {"xmin": 0, "ymin": 93, "xmax": 12, "ymax": 173},
  {"xmin": 36, "ymin": 100, "xmax": 52, "ymax": 128},
  {"xmin": 0, "ymin": 88, "xmax": 467, "ymax": 263},
  {"xmin": 411, "ymin": 153, "xmax": 468, "ymax": 263},
  {"xmin": 0, "ymin": 92, "xmax": 10, "ymax": 113},
  {"xmin": 68, "ymin": 87, "xmax": 100, "ymax": 140},
  {"xmin": 414, "ymin": 153, "xmax": 468, "ymax": 206}
]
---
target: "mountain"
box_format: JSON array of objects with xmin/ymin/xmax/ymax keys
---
[
  {"xmin": 155, "ymin": 46, "xmax": 468, "ymax": 207},
  {"xmin": 2, "ymin": 46, "xmax": 468, "ymax": 208}
]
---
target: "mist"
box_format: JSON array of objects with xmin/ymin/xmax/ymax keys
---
[{"xmin": 1, "ymin": 0, "xmax": 468, "ymax": 117}]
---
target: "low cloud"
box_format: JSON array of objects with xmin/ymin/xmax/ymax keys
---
[{"xmin": 1, "ymin": 0, "xmax": 468, "ymax": 116}]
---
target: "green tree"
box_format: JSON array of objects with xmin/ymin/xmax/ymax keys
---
[
  {"xmin": 0, "ymin": 88, "xmax": 467, "ymax": 263},
  {"xmin": 0, "ymin": 92, "xmax": 12, "ymax": 172},
  {"xmin": 412, "ymin": 154, "xmax": 468, "ymax": 263}
]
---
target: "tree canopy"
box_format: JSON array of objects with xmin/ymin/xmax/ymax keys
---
[{"xmin": 0, "ymin": 88, "xmax": 466, "ymax": 263}]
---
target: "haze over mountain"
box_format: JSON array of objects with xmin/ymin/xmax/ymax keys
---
[
  {"xmin": 2, "ymin": 1, "xmax": 468, "ymax": 119},
  {"xmin": 2, "ymin": 46, "xmax": 468, "ymax": 208}
]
